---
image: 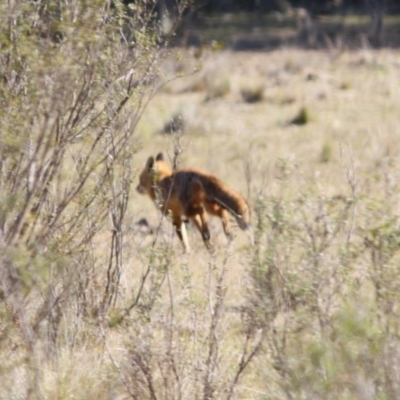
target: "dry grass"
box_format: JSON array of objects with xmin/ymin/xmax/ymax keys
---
[
  {"xmin": 137, "ymin": 48, "xmax": 400, "ymax": 191},
  {"xmin": 128, "ymin": 46, "xmax": 400, "ymax": 398},
  {"xmin": 4, "ymin": 8, "xmax": 400, "ymax": 395}
]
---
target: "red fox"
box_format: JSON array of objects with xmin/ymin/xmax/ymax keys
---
[{"xmin": 136, "ymin": 152, "xmax": 251, "ymax": 251}]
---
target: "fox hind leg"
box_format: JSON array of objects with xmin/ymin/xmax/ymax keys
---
[
  {"xmin": 189, "ymin": 209, "xmax": 214, "ymax": 251},
  {"xmin": 218, "ymin": 208, "xmax": 233, "ymax": 241},
  {"xmin": 205, "ymin": 202, "xmax": 233, "ymax": 242}
]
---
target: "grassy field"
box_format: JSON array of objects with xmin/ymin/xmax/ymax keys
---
[
  {"xmin": 127, "ymin": 42, "xmax": 400, "ymax": 398},
  {"xmin": 3, "ymin": 8, "xmax": 400, "ymax": 399},
  {"xmin": 135, "ymin": 45, "xmax": 400, "ymax": 228}
]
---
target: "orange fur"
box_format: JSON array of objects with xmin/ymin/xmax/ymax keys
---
[{"xmin": 136, "ymin": 152, "xmax": 250, "ymax": 252}]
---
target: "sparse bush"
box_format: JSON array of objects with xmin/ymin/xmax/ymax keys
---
[
  {"xmin": 160, "ymin": 112, "xmax": 185, "ymax": 134},
  {"xmin": 240, "ymin": 84, "xmax": 265, "ymax": 103},
  {"xmin": 244, "ymin": 154, "xmax": 400, "ymax": 398},
  {"xmin": 290, "ymin": 106, "xmax": 310, "ymax": 125},
  {"xmin": 340, "ymin": 81, "xmax": 351, "ymax": 90},
  {"xmin": 284, "ymin": 58, "xmax": 303, "ymax": 74},
  {"xmin": 320, "ymin": 141, "xmax": 333, "ymax": 163},
  {"xmin": 0, "ymin": 0, "xmax": 193, "ymax": 397},
  {"xmin": 204, "ymin": 74, "xmax": 231, "ymax": 101}
]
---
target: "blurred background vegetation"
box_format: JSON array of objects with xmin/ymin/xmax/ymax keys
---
[{"xmin": 144, "ymin": 0, "xmax": 400, "ymax": 49}]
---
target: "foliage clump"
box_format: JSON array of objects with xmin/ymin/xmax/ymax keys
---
[
  {"xmin": 204, "ymin": 74, "xmax": 231, "ymax": 101},
  {"xmin": 240, "ymin": 84, "xmax": 265, "ymax": 103},
  {"xmin": 290, "ymin": 106, "xmax": 310, "ymax": 125},
  {"xmin": 320, "ymin": 141, "xmax": 333, "ymax": 163},
  {"xmin": 160, "ymin": 112, "xmax": 185, "ymax": 135}
]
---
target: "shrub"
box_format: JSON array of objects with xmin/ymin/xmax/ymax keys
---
[
  {"xmin": 290, "ymin": 106, "xmax": 310, "ymax": 125},
  {"xmin": 240, "ymin": 84, "xmax": 265, "ymax": 103}
]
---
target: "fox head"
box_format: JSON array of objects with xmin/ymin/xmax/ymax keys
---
[{"xmin": 136, "ymin": 152, "xmax": 172, "ymax": 195}]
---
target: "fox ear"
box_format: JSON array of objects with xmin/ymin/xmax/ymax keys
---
[
  {"xmin": 146, "ymin": 156, "xmax": 155, "ymax": 170},
  {"xmin": 156, "ymin": 152, "xmax": 164, "ymax": 161}
]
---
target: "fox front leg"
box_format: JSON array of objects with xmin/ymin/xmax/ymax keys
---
[
  {"xmin": 172, "ymin": 216, "xmax": 191, "ymax": 253},
  {"xmin": 218, "ymin": 208, "xmax": 233, "ymax": 241}
]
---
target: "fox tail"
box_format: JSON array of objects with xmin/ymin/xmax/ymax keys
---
[
  {"xmin": 213, "ymin": 196, "xmax": 250, "ymax": 230},
  {"xmin": 209, "ymin": 186, "xmax": 251, "ymax": 231}
]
